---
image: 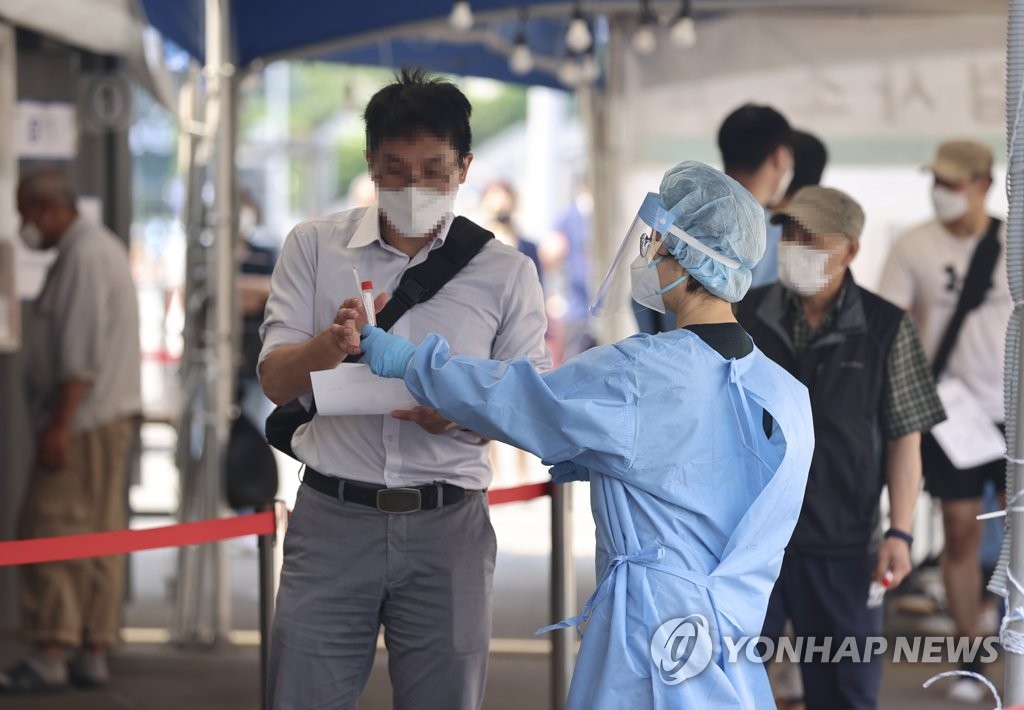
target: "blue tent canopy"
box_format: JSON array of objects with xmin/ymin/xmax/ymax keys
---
[{"xmin": 140, "ymin": 0, "xmax": 594, "ymax": 87}]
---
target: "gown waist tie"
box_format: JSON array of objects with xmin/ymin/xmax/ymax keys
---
[{"xmin": 536, "ymin": 545, "xmax": 714, "ymax": 638}]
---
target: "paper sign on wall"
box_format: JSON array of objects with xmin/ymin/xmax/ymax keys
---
[{"xmin": 15, "ymin": 101, "xmax": 77, "ymax": 159}]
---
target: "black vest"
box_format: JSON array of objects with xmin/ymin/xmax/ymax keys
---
[{"xmin": 736, "ymin": 274, "xmax": 904, "ymax": 555}]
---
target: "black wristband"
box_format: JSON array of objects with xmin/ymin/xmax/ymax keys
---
[{"xmin": 885, "ymin": 528, "xmax": 913, "ymax": 547}]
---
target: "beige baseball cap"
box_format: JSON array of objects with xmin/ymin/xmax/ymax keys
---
[
  {"xmin": 926, "ymin": 140, "xmax": 994, "ymax": 184},
  {"xmin": 770, "ymin": 186, "xmax": 865, "ymax": 240}
]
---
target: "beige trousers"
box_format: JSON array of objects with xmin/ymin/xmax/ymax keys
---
[{"xmin": 17, "ymin": 415, "xmax": 137, "ymax": 648}]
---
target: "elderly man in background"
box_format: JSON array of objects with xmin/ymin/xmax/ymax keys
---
[{"xmin": 1, "ymin": 169, "xmax": 141, "ymax": 692}]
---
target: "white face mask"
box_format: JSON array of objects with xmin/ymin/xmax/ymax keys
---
[
  {"xmin": 377, "ymin": 185, "xmax": 457, "ymax": 238},
  {"xmin": 767, "ymin": 158, "xmax": 795, "ymax": 209},
  {"xmin": 777, "ymin": 241, "xmax": 835, "ymax": 297},
  {"xmin": 238, "ymin": 206, "xmax": 258, "ymax": 239},
  {"xmin": 630, "ymin": 255, "xmax": 687, "ymax": 313},
  {"xmin": 931, "ymin": 185, "xmax": 969, "ymax": 223},
  {"xmin": 19, "ymin": 222, "xmax": 43, "ymax": 250}
]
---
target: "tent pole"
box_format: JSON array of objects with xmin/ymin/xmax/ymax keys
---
[
  {"xmin": 205, "ymin": 0, "xmax": 237, "ymax": 642},
  {"xmin": 1005, "ymin": 0, "xmax": 1024, "ymax": 704}
]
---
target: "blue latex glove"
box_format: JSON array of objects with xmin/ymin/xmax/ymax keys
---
[
  {"xmin": 549, "ymin": 460, "xmax": 590, "ymax": 483},
  {"xmin": 360, "ymin": 325, "xmax": 416, "ymax": 378}
]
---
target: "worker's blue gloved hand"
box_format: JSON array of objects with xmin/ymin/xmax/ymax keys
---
[
  {"xmin": 360, "ymin": 325, "xmax": 416, "ymax": 378},
  {"xmin": 549, "ymin": 460, "xmax": 590, "ymax": 483}
]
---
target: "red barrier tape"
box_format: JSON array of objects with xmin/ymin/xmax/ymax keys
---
[
  {"xmin": 487, "ymin": 482, "xmax": 552, "ymax": 506},
  {"xmin": 0, "ymin": 511, "xmax": 276, "ymax": 568},
  {"xmin": 0, "ymin": 482, "xmax": 553, "ymax": 568}
]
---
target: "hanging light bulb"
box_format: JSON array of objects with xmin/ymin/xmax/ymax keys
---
[
  {"xmin": 509, "ymin": 33, "xmax": 534, "ymax": 75},
  {"xmin": 632, "ymin": 23, "xmax": 657, "ymax": 55},
  {"xmin": 449, "ymin": 0, "xmax": 474, "ymax": 31},
  {"xmin": 565, "ymin": 4, "xmax": 592, "ymax": 54},
  {"xmin": 670, "ymin": 0, "xmax": 697, "ymax": 48},
  {"xmin": 632, "ymin": 0, "xmax": 657, "ymax": 55},
  {"xmin": 558, "ymin": 56, "xmax": 583, "ymax": 88},
  {"xmin": 509, "ymin": 7, "xmax": 534, "ymax": 76}
]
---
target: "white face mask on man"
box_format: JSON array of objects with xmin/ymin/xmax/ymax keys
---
[
  {"xmin": 931, "ymin": 185, "xmax": 969, "ymax": 223},
  {"xmin": 377, "ymin": 185, "xmax": 457, "ymax": 238},
  {"xmin": 767, "ymin": 164, "xmax": 795, "ymax": 209},
  {"xmin": 777, "ymin": 241, "xmax": 837, "ymax": 297},
  {"xmin": 19, "ymin": 222, "xmax": 43, "ymax": 250}
]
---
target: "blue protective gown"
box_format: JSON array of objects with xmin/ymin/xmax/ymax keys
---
[{"xmin": 403, "ymin": 328, "xmax": 814, "ymax": 709}]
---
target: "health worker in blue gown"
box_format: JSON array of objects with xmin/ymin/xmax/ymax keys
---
[{"xmin": 337, "ymin": 161, "xmax": 815, "ymax": 709}]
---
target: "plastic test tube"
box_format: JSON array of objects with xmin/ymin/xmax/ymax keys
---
[
  {"xmin": 352, "ymin": 267, "xmax": 376, "ymax": 327},
  {"xmin": 866, "ymin": 569, "xmax": 894, "ymax": 608}
]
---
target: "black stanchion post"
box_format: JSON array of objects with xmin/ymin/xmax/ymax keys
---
[{"xmin": 258, "ymin": 500, "xmax": 288, "ymax": 710}]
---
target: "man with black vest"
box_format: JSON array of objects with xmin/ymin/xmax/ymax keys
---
[
  {"xmin": 878, "ymin": 140, "xmax": 1010, "ymax": 704},
  {"xmin": 737, "ymin": 186, "xmax": 945, "ymax": 709}
]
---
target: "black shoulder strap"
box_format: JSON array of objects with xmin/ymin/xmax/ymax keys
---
[
  {"xmin": 267, "ymin": 217, "xmax": 493, "ymax": 455},
  {"xmin": 932, "ymin": 217, "xmax": 1002, "ymax": 378},
  {"xmin": 375, "ymin": 216, "xmax": 493, "ymax": 332},
  {"xmin": 340, "ymin": 216, "xmax": 493, "ymax": 365}
]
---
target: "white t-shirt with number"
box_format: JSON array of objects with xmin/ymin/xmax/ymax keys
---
[{"xmin": 877, "ymin": 217, "xmax": 1011, "ymax": 423}]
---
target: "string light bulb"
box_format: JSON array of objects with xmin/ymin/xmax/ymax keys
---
[
  {"xmin": 632, "ymin": 0, "xmax": 657, "ymax": 55},
  {"xmin": 670, "ymin": 0, "xmax": 697, "ymax": 48},
  {"xmin": 449, "ymin": 1, "xmax": 473, "ymax": 31},
  {"xmin": 565, "ymin": 4, "xmax": 592, "ymax": 53},
  {"xmin": 632, "ymin": 23, "xmax": 657, "ymax": 54},
  {"xmin": 509, "ymin": 34, "xmax": 534, "ymax": 75}
]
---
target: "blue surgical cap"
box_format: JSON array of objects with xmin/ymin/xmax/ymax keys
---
[{"xmin": 658, "ymin": 161, "xmax": 766, "ymax": 302}]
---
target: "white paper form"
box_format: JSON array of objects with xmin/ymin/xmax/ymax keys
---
[
  {"xmin": 310, "ymin": 363, "xmax": 419, "ymax": 415},
  {"xmin": 930, "ymin": 378, "xmax": 1006, "ymax": 470}
]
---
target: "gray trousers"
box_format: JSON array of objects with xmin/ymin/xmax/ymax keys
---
[{"xmin": 268, "ymin": 483, "xmax": 497, "ymax": 710}]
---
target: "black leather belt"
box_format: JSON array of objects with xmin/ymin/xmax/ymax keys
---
[{"xmin": 302, "ymin": 467, "xmax": 475, "ymax": 513}]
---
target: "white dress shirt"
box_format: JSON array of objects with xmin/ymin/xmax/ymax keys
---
[{"xmin": 259, "ymin": 206, "xmax": 551, "ymax": 489}]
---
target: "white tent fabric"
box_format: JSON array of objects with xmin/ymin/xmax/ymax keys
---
[
  {"xmin": 607, "ymin": 12, "xmax": 1004, "ymax": 300},
  {"xmin": 0, "ymin": 0, "xmax": 178, "ymax": 112}
]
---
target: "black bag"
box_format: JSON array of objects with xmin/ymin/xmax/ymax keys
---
[
  {"xmin": 265, "ymin": 216, "xmax": 494, "ymax": 458},
  {"xmin": 226, "ymin": 413, "xmax": 280, "ymax": 509},
  {"xmin": 931, "ymin": 217, "xmax": 1003, "ymax": 378}
]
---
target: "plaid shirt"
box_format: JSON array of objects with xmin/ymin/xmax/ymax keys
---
[{"xmin": 789, "ymin": 286, "xmax": 945, "ymax": 440}]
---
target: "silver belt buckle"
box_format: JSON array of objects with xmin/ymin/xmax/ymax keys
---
[{"xmin": 376, "ymin": 487, "xmax": 422, "ymax": 514}]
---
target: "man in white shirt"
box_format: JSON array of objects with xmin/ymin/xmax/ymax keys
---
[
  {"xmin": 258, "ymin": 69, "xmax": 550, "ymax": 710},
  {"xmin": 878, "ymin": 139, "xmax": 1010, "ymax": 703}
]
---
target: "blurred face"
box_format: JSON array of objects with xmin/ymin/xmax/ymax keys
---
[
  {"xmin": 367, "ymin": 131, "xmax": 472, "ymax": 238},
  {"xmin": 481, "ymin": 185, "xmax": 516, "ymax": 222},
  {"xmin": 17, "ymin": 193, "xmax": 57, "ymax": 249},
  {"xmin": 366, "ymin": 131, "xmax": 470, "ymax": 195},
  {"xmin": 931, "ymin": 174, "xmax": 990, "ymax": 224},
  {"xmin": 778, "ymin": 221, "xmax": 857, "ymax": 297}
]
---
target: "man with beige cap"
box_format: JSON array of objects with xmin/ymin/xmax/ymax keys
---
[
  {"xmin": 878, "ymin": 139, "xmax": 1010, "ymax": 703},
  {"xmin": 737, "ymin": 186, "xmax": 945, "ymax": 709}
]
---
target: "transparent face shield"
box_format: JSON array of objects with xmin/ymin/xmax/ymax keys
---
[{"xmin": 590, "ymin": 193, "xmax": 741, "ymax": 316}]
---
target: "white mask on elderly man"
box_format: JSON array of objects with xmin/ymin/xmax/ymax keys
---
[
  {"xmin": 931, "ymin": 185, "xmax": 969, "ymax": 223},
  {"xmin": 377, "ymin": 185, "xmax": 457, "ymax": 237},
  {"xmin": 777, "ymin": 241, "xmax": 836, "ymax": 297},
  {"xmin": 19, "ymin": 222, "xmax": 43, "ymax": 250}
]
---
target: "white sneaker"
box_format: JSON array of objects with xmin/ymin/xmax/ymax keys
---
[{"xmin": 946, "ymin": 677, "xmax": 988, "ymax": 704}]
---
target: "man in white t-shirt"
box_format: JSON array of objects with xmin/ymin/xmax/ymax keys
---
[{"xmin": 878, "ymin": 139, "xmax": 1010, "ymax": 703}]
